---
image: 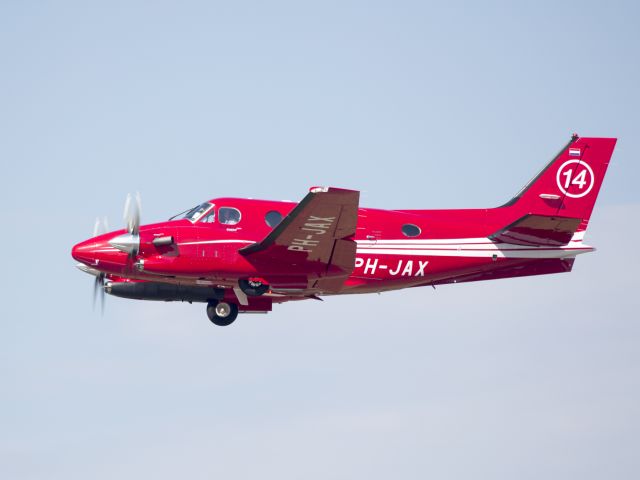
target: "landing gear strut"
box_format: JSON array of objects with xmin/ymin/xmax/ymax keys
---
[
  {"xmin": 206, "ymin": 301, "xmax": 238, "ymax": 326},
  {"xmin": 238, "ymin": 278, "xmax": 269, "ymax": 296}
]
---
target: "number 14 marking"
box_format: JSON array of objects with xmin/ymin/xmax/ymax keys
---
[{"xmin": 562, "ymin": 168, "xmax": 588, "ymax": 189}]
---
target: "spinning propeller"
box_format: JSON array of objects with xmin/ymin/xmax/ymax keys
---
[
  {"xmin": 89, "ymin": 216, "xmax": 109, "ymax": 313},
  {"xmin": 109, "ymin": 192, "xmax": 142, "ymax": 256},
  {"xmin": 123, "ymin": 192, "xmax": 142, "ymax": 236},
  {"xmin": 93, "ymin": 271, "xmax": 106, "ymax": 314},
  {"xmin": 78, "ymin": 193, "xmax": 144, "ymax": 314}
]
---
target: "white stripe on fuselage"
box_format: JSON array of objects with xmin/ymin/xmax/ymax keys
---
[
  {"xmin": 176, "ymin": 237, "xmax": 590, "ymax": 259},
  {"xmin": 178, "ymin": 240, "xmax": 255, "ymax": 246},
  {"xmin": 355, "ymin": 238, "xmax": 591, "ymax": 259}
]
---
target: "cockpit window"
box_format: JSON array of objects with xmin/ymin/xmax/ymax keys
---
[
  {"xmin": 201, "ymin": 211, "xmax": 216, "ymax": 223},
  {"xmin": 219, "ymin": 207, "xmax": 241, "ymax": 225},
  {"xmin": 183, "ymin": 202, "xmax": 213, "ymax": 222}
]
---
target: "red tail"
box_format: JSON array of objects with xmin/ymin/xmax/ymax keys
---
[{"xmin": 503, "ymin": 135, "xmax": 617, "ymax": 231}]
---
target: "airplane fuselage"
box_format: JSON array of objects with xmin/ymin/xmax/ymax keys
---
[
  {"xmin": 71, "ymin": 136, "xmax": 617, "ymax": 325},
  {"xmin": 73, "ymin": 198, "xmax": 590, "ymax": 295}
]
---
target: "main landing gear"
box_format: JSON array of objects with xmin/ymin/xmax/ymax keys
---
[
  {"xmin": 206, "ymin": 300, "xmax": 239, "ymax": 326},
  {"xmin": 206, "ymin": 279, "xmax": 269, "ymax": 326},
  {"xmin": 238, "ymin": 278, "xmax": 269, "ymax": 296}
]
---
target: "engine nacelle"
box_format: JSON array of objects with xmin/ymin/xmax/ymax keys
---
[{"xmin": 105, "ymin": 281, "xmax": 224, "ymax": 303}]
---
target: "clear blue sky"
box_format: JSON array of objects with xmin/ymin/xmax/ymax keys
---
[{"xmin": 1, "ymin": 1, "xmax": 639, "ymax": 478}]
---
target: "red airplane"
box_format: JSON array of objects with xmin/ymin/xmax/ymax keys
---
[{"xmin": 72, "ymin": 135, "xmax": 616, "ymax": 326}]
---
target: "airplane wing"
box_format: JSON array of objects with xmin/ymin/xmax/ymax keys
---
[
  {"xmin": 239, "ymin": 187, "xmax": 360, "ymax": 292},
  {"xmin": 490, "ymin": 214, "xmax": 581, "ymax": 247}
]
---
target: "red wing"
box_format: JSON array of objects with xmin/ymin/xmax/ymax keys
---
[
  {"xmin": 490, "ymin": 214, "xmax": 581, "ymax": 247},
  {"xmin": 239, "ymin": 187, "xmax": 360, "ymax": 291}
]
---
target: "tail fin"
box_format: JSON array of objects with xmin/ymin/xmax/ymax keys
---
[{"xmin": 502, "ymin": 135, "xmax": 617, "ymax": 232}]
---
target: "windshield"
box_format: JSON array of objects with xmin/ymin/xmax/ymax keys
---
[{"xmin": 169, "ymin": 202, "xmax": 213, "ymax": 222}]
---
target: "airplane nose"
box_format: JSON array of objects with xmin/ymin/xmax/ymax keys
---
[
  {"xmin": 72, "ymin": 233, "xmax": 131, "ymax": 275},
  {"xmin": 71, "ymin": 239, "xmax": 95, "ymax": 264}
]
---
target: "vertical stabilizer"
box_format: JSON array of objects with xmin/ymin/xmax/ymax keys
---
[{"xmin": 503, "ymin": 135, "xmax": 617, "ymax": 232}]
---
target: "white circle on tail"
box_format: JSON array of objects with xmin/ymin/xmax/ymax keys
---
[{"xmin": 556, "ymin": 160, "xmax": 595, "ymax": 198}]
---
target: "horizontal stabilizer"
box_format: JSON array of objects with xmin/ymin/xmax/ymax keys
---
[
  {"xmin": 435, "ymin": 258, "xmax": 575, "ymax": 285},
  {"xmin": 490, "ymin": 214, "xmax": 581, "ymax": 246}
]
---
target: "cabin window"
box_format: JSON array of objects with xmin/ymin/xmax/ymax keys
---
[
  {"xmin": 219, "ymin": 207, "xmax": 241, "ymax": 225},
  {"xmin": 265, "ymin": 210, "xmax": 283, "ymax": 228},
  {"xmin": 402, "ymin": 224, "xmax": 421, "ymax": 237}
]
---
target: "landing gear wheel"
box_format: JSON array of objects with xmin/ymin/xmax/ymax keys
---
[
  {"xmin": 239, "ymin": 278, "xmax": 269, "ymax": 296},
  {"xmin": 206, "ymin": 301, "xmax": 238, "ymax": 326}
]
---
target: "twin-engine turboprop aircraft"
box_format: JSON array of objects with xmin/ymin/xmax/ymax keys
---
[{"xmin": 72, "ymin": 135, "xmax": 617, "ymax": 326}]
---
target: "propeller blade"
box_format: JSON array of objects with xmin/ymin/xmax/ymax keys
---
[
  {"xmin": 123, "ymin": 192, "xmax": 142, "ymax": 235},
  {"xmin": 123, "ymin": 193, "xmax": 132, "ymax": 226},
  {"xmin": 92, "ymin": 277, "xmax": 97, "ymax": 308},
  {"xmin": 92, "ymin": 217, "xmax": 110, "ymax": 237},
  {"xmin": 92, "ymin": 273, "xmax": 106, "ymax": 315},
  {"xmin": 89, "ymin": 218, "xmax": 109, "ymax": 314},
  {"xmin": 133, "ymin": 192, "xmax": 141, "ymax": 234},
  {"xmin": 100, "ymin": 278, "xmax": 105, "ymax": 315},
  {"xmin": 93, "ymin": 274, "xmax": 100, "ymax": 310}
]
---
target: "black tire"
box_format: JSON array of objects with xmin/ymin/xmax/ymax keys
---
[
  {"xmin": 238, "ymin": 278, "xmax": 269, "ymax": 296},
  {"xmin": 206, "ymin": 301, "xmax": 238, "ymax": 326}
]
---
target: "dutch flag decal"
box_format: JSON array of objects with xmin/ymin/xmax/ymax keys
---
[{"xmin": 569, "ymin": 147, "xmax": 581, "ymax": 156}]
